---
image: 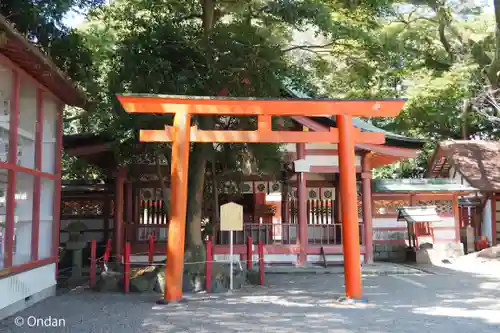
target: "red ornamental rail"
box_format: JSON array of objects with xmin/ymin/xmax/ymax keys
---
[
  {"xmin": 206, "ymin": 238, "xmax": 213, "ymax": 293},
  {"xmin": 217, "ymin": 223, "xmax": 298, "ymax": 245}
]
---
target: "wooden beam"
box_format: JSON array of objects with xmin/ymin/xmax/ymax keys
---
[
  {"xmin": 139, "ymin": 127, "xmax": 385, "ymax": 144},
  {"xmin": 65, "ymin": 143, "xmax": 114, "ymax": 157},
  {"xmin": 356, "ymin": 144, "xmax": 419, "ymax": 158},
  {"xmin": 117, "ymin": 95, "xmax": 405, "ymax": 118}
]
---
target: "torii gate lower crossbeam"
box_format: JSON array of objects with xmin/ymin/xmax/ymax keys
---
[{"xmin": 117, "ymin": 95, "xmax": 405, "ymax": 303}]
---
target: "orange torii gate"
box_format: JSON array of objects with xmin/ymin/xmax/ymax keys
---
[{"xmin": 117, "ymin": 94, "xmax": 405, "ymax": 303}]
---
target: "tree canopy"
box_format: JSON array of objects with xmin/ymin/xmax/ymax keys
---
[{"xmin": 9, "ymin": 0, "xmax": 500, "ymax": 252}]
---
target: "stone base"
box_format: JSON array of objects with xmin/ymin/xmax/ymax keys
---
[
  {"xmin": 155, "ymin": 298, "xmax": 187, "ymax": 305},
  {"xmin": 337, "ymin": 296, "xmax": 369, "ymax": 304},
  {"xmin": 93, "ymin": 261, "xmax": 251, "ymax": 294},
  {"xmin": 374, "ymin": 244, "xmax": 407, "ymax": 262}
]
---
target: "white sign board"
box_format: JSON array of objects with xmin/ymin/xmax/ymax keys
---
[{"xmin": 220, "ymin": 202, "xmax": 243, "ymax": 231}]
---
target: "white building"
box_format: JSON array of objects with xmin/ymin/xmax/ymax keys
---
[{"xmin": 0, "ymin": 15, "xmax": 85, "ymax": 319}]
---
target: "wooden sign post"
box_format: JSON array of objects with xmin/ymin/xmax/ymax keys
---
[{"xmin": 220, "ymin": 202, "xmax": 243, "ymax": 290}]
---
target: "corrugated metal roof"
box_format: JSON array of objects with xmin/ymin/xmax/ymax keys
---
[
  {"xmin": 397, "ymin": 206, "xmax": 442, "ymax": 223},
  {"xmin": 373, "ymin": 178, "xmax": 478, "ymax": 193}
]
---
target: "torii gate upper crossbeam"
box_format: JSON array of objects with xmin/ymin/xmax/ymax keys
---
[
  {"xmin": 117, "ymin": 94, "xmax": 405, "ymax": 303},
  {"xmin": 118, "ymin": 94, "xmax": 405, "ymax": 117}
]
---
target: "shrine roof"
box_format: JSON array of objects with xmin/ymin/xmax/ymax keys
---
[
  {"xmin": 427, "ymin": 140, "xmax": 500, "ymax": 192},
  {"xmin": 373, "ymin": 178, "xmax": 477, "ymax": 193},
  {"xmin": 282, "ymin": 86, "xmax": 425, "ymax": 149},
  {"xmin": 396, "ymin": 206, "xmax": 443, "ymax": 223},
  {"xmin": 63, "ymin": 133, "xmax": 117, "ymax": 171},
  {"xmin": 0, "ymin": 14, "xmax": 85, "ymax": 107}
]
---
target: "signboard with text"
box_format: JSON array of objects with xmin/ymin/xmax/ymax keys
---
[{"xmin": 220, "ymin": 202, "xmax": 243, "ymax": 231}]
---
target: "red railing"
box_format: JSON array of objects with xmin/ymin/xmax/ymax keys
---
[
  {"xmin": 307, "ymin": 223, "xmax": 364, "ymax": 245},
  {"xmin": 124, "ymin": 223, "xmax": 168, "ymax": 243},
  {"xmin": 125, "ymin": 222, "xmax": 364, "ymax": 246},
  {"xmin": 216, "ymin": 223, "xmax": 298, "ymax": 245}
]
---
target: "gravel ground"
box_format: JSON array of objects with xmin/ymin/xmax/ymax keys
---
[{"xmin": 1, "ymin": 267, "xmax": 500, "ymax": 333}]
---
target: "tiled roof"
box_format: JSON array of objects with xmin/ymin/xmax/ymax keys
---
[
  {"xmin": 434, "ymin": 140, "xmax": 500, "ymax": 192},
  {"xmin": 373, "ymin": 178, "xmax": 478, "ymax": 193},
  {"xmin": 0, "ymin": 14, "xmax": 85, "ymax": 107}
]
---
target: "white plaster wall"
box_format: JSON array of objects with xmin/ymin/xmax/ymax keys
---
[
  {"xmin": 0, "ymin": 263, "xmax": 56, "ymax": 313},
  {"xmin": 482, "ymin": 199, "xmax": 493, "ymax": 243},
  {"xmin": 373, "ymin": 217, "xmax": 456, "ymax": 229},
  {"xmin": 373, "ymin": 217, "xmax": 406, "ymax": 228},
  {"xmin": 433, "ymin": 229, "xmax": 457, "ymax": 241},
  {"xmin": 288, "ymin": 173, "xmax": 332, "ymax": 181},
  {"xmin": 283, "ymin": 143, "xmax": 339, "ymax": 152},
  {"xmin": 304, "ymin": 155, "xmax": 361, "ymax": 167}
]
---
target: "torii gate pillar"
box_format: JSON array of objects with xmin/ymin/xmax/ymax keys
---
[
  {"xmin": 337, "ymin": 115, "xmax": 362, "ymax": 298},
  {"xmin": 117, "ymin": 94, "xmax": 405, "ymax": 303},
  {"xmin": 160, "ymin": 111, "xmax": 191, "ymax": 303}
]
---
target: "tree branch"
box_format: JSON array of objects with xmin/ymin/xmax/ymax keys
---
[{"xmin": 282, "ymin": 41, "xmax": 337, "ymax": 53}]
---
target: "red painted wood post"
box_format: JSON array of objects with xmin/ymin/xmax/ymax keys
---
[
  {"xmin": 90, "ymin": 240, "xmax": 97, "ymax": 289},
  {"xmin": 104, "ymin": 239, "xmax": 112, "ymax": 262},
  {"xmin": 258, "ymin": 241, "xmax": 264, "ymax": 285},
  {"xmin": 124, "ymin": 242, "xmax": 130, "ymax": 293},
  {"xmin": 148, "ymin": 235, "xmax": 154, "ymax": 265},
  {"xmin": 206, "ymin": 238, "xmax": 213, "ymax": 293},
  {"xmin": 247, "ymin": 236, "xmax": 253, "ymax": 270},
  {"xmin": 100, "ymin": 239, "xmax": 112, "ymax": 272}
]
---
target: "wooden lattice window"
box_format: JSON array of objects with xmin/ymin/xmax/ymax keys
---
[
  {"xmin": 373, "ymin": 199, "xmax": 409, "ymax": 215},
  {"xmin": 417, "ymin": 199, "xmax": 453, "ymax": 215},
  {"xmin": 61, "ymin": 200, "xmax": 105, "ymax": 217}
]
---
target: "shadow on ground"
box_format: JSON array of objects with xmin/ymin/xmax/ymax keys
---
[{"xmin": 1, "ymin": 265, "xmax": 500, "ymax": 333}]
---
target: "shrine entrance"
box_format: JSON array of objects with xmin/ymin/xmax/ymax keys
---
[{"xmin": 117, "ymin": 94, "xmax": 405, "ymax": 302}]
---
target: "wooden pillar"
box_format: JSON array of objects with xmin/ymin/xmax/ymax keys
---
[
  {"xmin": 281, "ymin": 174, "xmax": 289, "ymax": 224},
  {"xmin": 453, "ymin": 194, "xmax": 461, "ymax": 244},
  {"xmin": 361, "ymin": 153, "xmax": 373, "ymax": 264},
  {"xmin": 126, "ymin": 182, "xmax": 133, "ymax": 223},
  {"xmin": 4, "ymin": 70, "xmax": 20, "ymax": 268},
  {"xmin": 296, "ymin": 143, "xmax": 308, "ymax": 265},
  {"xmin": 161, "ymin": 111, "xmax": 191, "ymax": 303},
  {"xmin": 114, "ymin": 168, "xmax": 127, "ymax": 263},
  {"xmin": 31, "ymin": 88, "xmax": 44, "ymax": 262},
  {"xmin": 103, "ymin": 194, "xmax": 110, "ymax": 242},
  {"xmin": 337, "ymin": 115, "xmax": 362, "ymax": 299}
]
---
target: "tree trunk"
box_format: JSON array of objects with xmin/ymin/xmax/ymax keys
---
[
  {"xmin": 461, "ymin": 99, "xmax": 470, "ymax": 139},
  {"xmin": 182, "ymin": 0, "xmax": 217, "ymax": 266},
  {"xmin": 184, "ymin": 117, "xmax": 214, "ymax": 270}
]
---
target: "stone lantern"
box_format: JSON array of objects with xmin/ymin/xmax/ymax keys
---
[{"xmin": 64, "ymin": 221, "xmax": 88, "ymax": 281}]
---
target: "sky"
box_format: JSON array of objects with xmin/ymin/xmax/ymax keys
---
[
  {"xmin": 62, "ymin": 10, "xmax": 86, "ymax": 28},
  {"xmin": 62, "ymin": 1, "xmax": 495, "ymax": 29},
  {"xmin": 62, "ymin": 0, "xmax": 111, "ymax": 28}
]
